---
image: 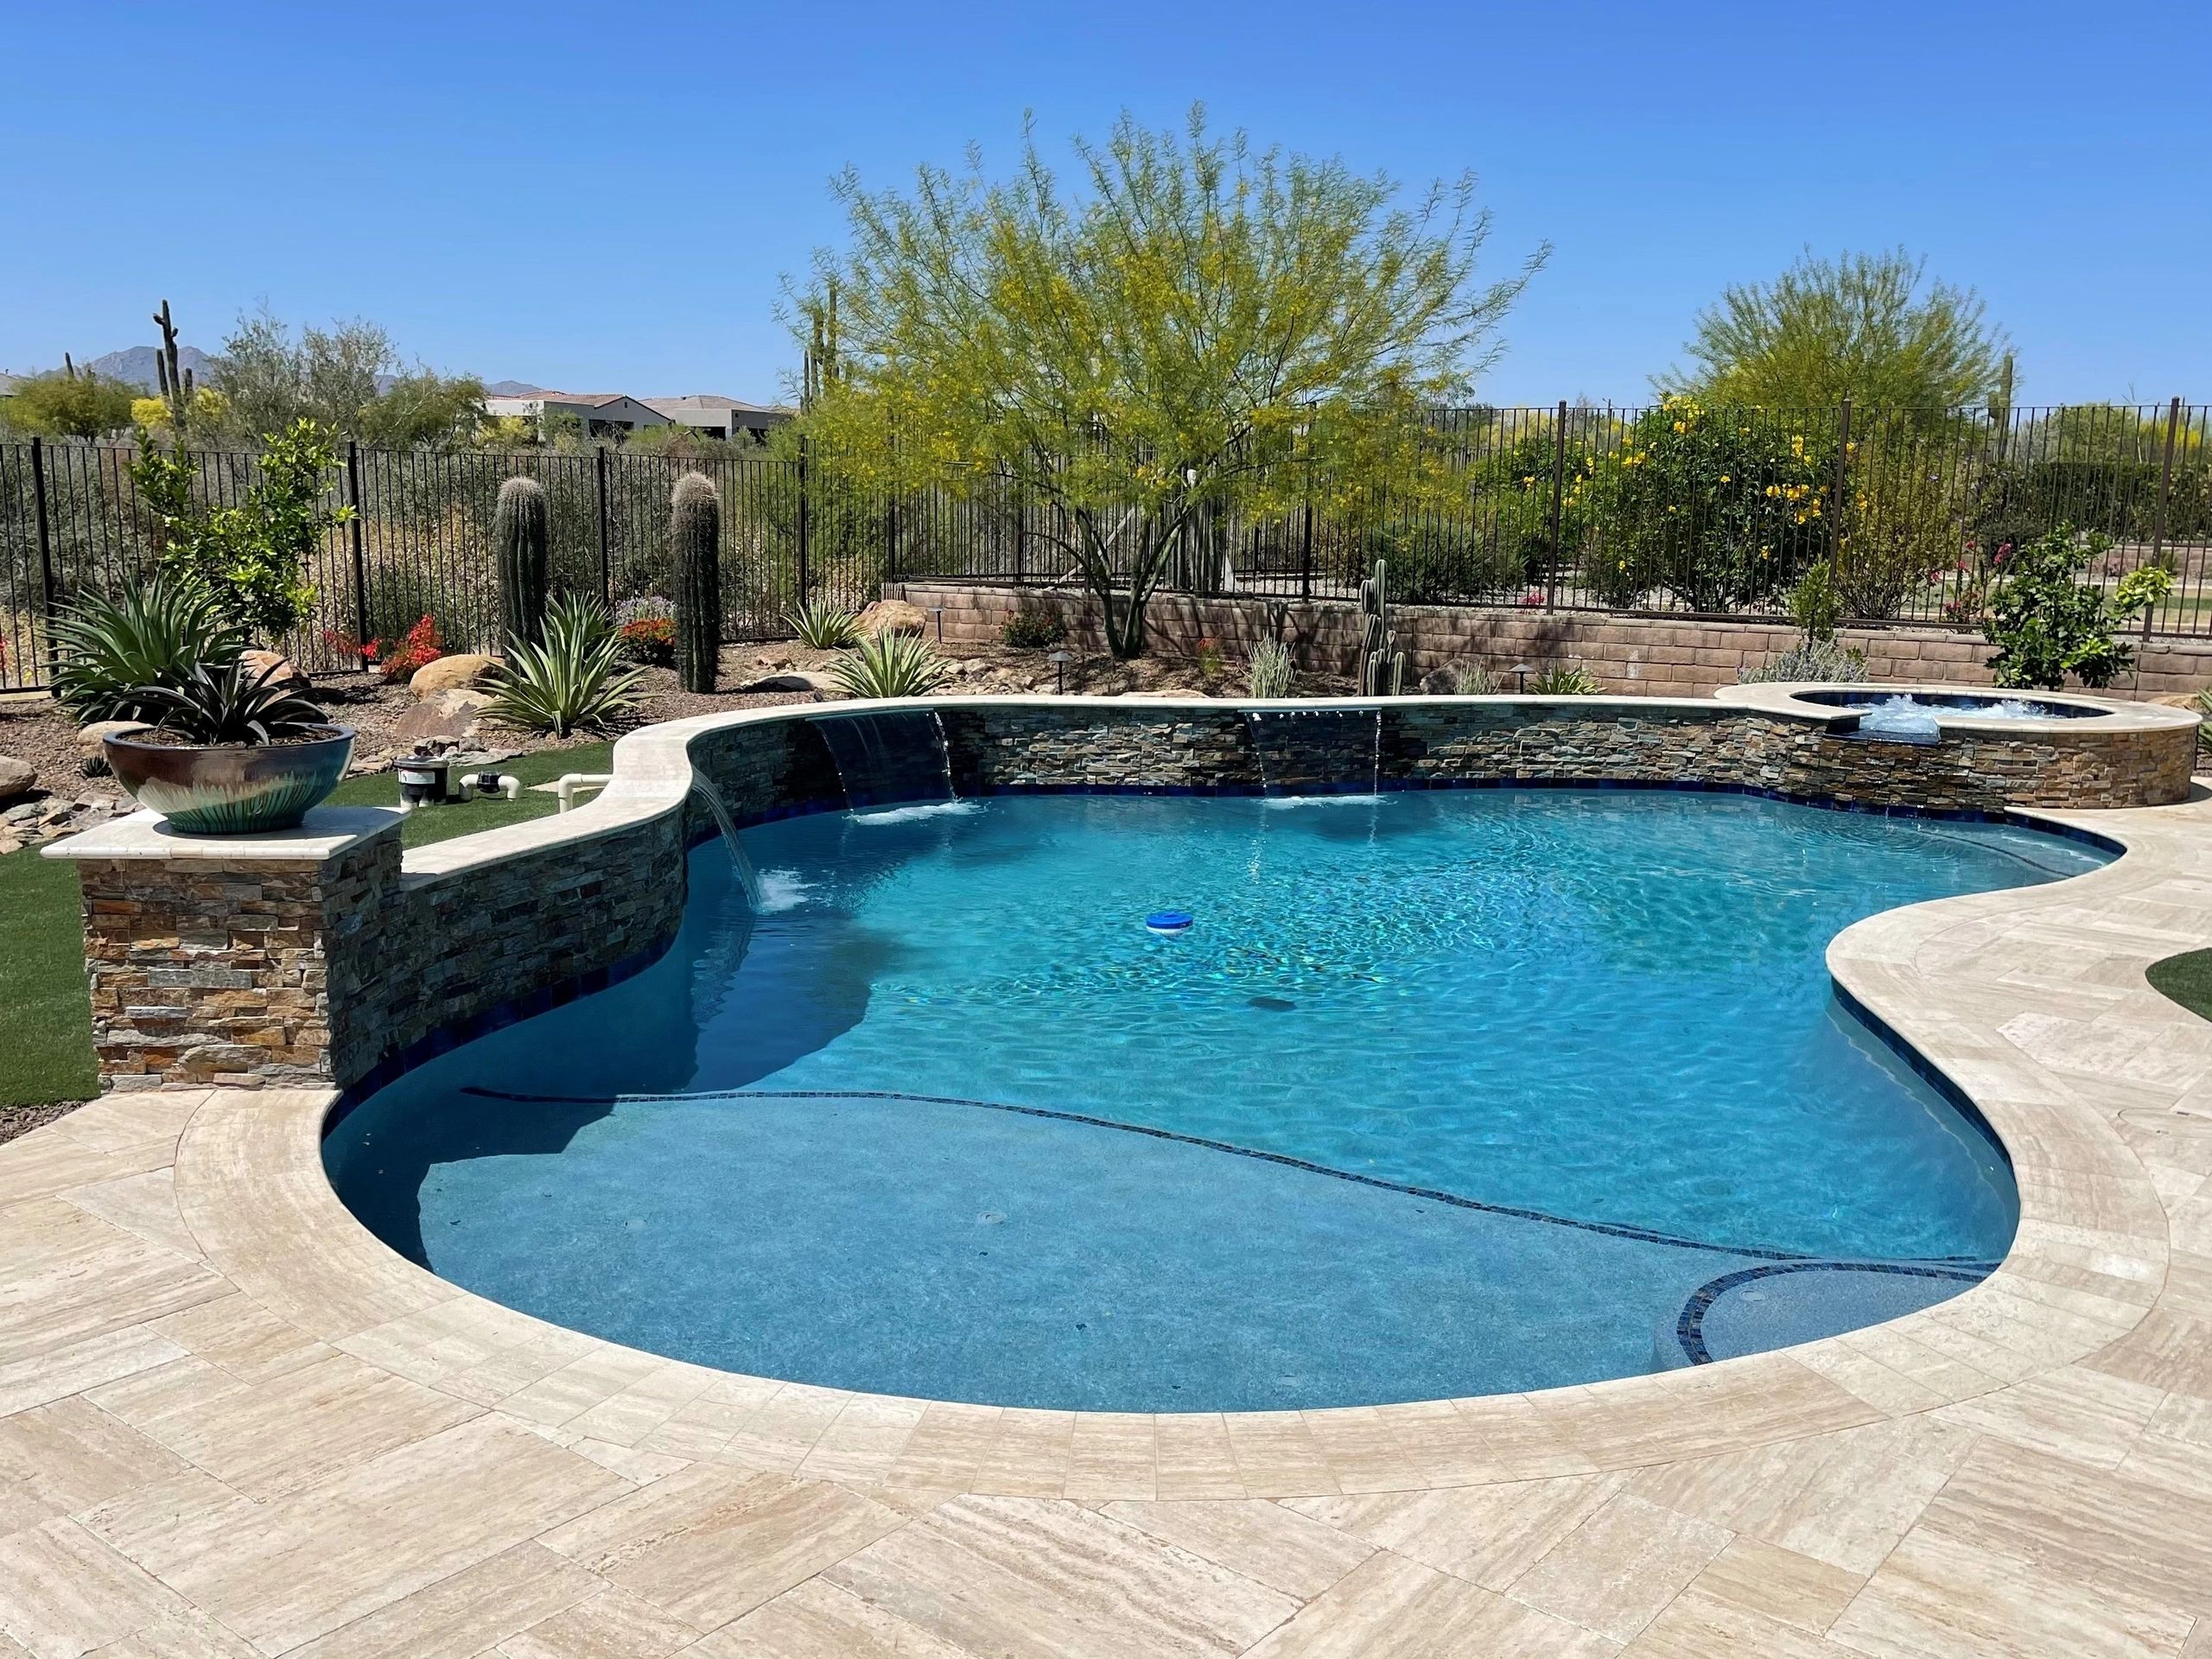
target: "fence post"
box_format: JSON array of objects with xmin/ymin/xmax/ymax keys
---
[
  {"xmin": 593, "ymin": 446, "xmax": 612, "ymax": 605},
  {"xmin": 885, "ymin": 490, "xmax": 899, "ymax": 584},
  {"xmin": 1827, "ymin": 397, "xmax": 1853, "ymax": 577},
  {"xmin": 1546, "ymin": 400, "xmax": 1567, "ymax": 609},
  {"xmin": 796, "ymin": 436, "xmax": 811, "ymax": 598},
  {"xmin": 1299, "ymin": 459, "xmax": 1314, "ymax": 601},
  {"xmin": 345, "ymin": 442, "xmax": 370, "ymax": 666},
  {"xmin": 29, "ymin": 436, "xmax": 55, "ymax": 637},
  {"xmin": 2146, "ymin": 395, "xmax": 2183, "ymax": 639}
]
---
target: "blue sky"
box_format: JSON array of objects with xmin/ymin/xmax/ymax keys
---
[{"xmin": 6, "ymin": 2, "xmax": 2206, "ymax": 408}]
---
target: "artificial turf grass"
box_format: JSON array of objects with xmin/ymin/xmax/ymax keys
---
[
  {"xmin": 0, "ymin": 847, "xmax": 99, "ymax": 1107},
  {"xmin": 2146, "ymin": 948, "xmax": 2212, "ymax": 1023},
  {"xmin": 0, "ymin": 740, "xmax": 617, "ymax": 1109},
  {"xmin": 325, "ymin": 741, "xmax": 614, "ymax": 847}
]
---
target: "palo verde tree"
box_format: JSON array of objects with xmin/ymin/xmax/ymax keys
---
[
  {"xmin": 792, "ymin": 108, "xmax": 1543, "ymax": 658},
  {"xmin": 1659, "ymin": 248, "xmax": 2010, "ymax": 415}
]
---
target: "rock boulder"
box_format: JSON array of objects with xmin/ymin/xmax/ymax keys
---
[
  {"xmin": 410, "ymin": 654, "xmax": 498, "ymax": 697},
  {"xmin": 239, "ymin": 648, "xmax": 311, "ymax": 691},
  {"xmin": 395, "ymin": 689, "xmax": 491, "ymax": 745},
  {"xmin": 854, "ymin": 599, "xmax": 928, "ymax": 639},
  {"xmin": 0, "ymin": 756, "xmax": 35, "ymax": 804}
]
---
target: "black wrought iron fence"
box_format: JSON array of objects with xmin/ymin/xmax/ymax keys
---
[{"xmin": 3, "ymin": 401, "xmax": 2204, "ymax": 691}]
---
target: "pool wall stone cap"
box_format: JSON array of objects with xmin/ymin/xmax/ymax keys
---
[
  {"xmin": 41, "ymin": 691, "xmax": 2196, "ymax": 1094},
  {"xmin": 1729, "ymin": 678, "xmax": 2201, "ymax": 734}
]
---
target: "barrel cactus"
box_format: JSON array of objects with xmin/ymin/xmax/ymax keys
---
[
  {"xmin": 671, "ymin": 472, "xmax": 721, "ymax": 693},
  {"xmin": 493, "ymin": 476, "xmax": 550, "ymax": 650}
]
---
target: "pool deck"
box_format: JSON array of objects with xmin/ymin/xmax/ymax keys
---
[{"xmin": 3, "ymin": 793, "xmax": 2211, "ymax": 1656}]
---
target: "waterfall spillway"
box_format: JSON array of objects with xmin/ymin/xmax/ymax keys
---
[
  {"xmin": 689, "ymin": 776, "xmax": 765, "ymax": 910},
  {"xmin": 815, "ymin": 709, "xmax": 960, "ymax": 813},
  {"xmin": 1243, "ymin": 708, "xmax": 1386, "ymax": 798}
]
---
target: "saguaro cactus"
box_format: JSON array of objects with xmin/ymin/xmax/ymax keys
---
[
  {"xmin": 493, "ymin": 476, "xmax": 550, "ymax": 649},
  {"xmin": 672, "ymin": 471, "xmax": 721, "ymax": 693},
  {"xmin": 1355, "ymin": 556, "xmax": 1406, "ymax": 697}
]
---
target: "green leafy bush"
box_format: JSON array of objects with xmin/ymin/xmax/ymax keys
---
[
  {"xmin": 130, "ymin": 419, "xmax": 352, "ymax": 639},
  {"xmin": 1986, "ymin": 528, "xmax": 2171, "ymax": 690},
  {"xmin": 1001, "ymin": 604, "xmax": 1068, "ymax": 649},
  {"xmin": 131, "ymin": 658, "xmax": 333, "ymax": 745},
  {"xmin": 48, "ymin": 577, "xmax": 246, "ymax": 723},
  {"xmin": 830, "ymin": 631, "xmax": 950, "ymax": 699},
  {"xmin": 486, "ymin": 594, "xmax": 645, "ymax": 734},
  {"xmin": 788, "ymin": 595, "xmax": 861, "ymax": 649},
  {"xmin": 1578, "ymin": 397, "xmax": 1830, "ymax": 612}
]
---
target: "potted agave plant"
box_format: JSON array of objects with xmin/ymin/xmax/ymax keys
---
[{"xmin": 104, "ymin": 658, "xmax": 354, "ymax": 834}]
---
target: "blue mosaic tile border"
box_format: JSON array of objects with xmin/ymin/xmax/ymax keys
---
[{"xmin": 1672, "ymin": 1257, "xmax": 1994, "ymax": 1366}]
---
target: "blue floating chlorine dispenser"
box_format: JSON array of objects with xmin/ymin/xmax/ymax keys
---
[{"xmin": 1145, "ymin": 911, "xmax": 1194, "ymax": 935}]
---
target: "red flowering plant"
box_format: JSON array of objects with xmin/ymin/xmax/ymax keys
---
[
  {"xmin": 616, "ymin": 615, "xmax": 676, "ymax": 667},
  {"xmin": 332, "ymin": 614, "xmax": 445, "ymax": 683}
]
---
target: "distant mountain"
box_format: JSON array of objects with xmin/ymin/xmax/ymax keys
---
[
  {"xmin": 485, "ymin": 379, "xmax": 545, "ymax": 397},
  {"xmin": 83, "ymin": 344, "xmax": 219, "ymax": 391}
]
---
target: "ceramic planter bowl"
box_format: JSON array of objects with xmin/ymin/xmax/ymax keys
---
[{"xmin": 104, "ymin": 727, "xmax": 355, "ymax": 835}]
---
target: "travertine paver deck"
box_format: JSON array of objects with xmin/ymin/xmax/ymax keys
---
[{"xmin": 3, "ymin": 792, "xmax": 2211, "ymax": 1655}]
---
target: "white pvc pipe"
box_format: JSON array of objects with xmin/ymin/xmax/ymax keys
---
[
  {"xmin": 459, "ymin": 772, "xmax": 522, "ymax": 802},
  {"xmin": 555, "ymin": 773, "xmax": 613, "ymax": 812}
]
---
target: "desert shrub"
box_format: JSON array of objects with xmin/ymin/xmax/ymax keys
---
[
  {"xmin": 1740, "ymin": 638, "xmax": 1868, "ymax": 684},
  {"xmin": 1001, "ymin": 604, "xmax": 1067, "ymax": 649},
  {"xmin": 1247, "ymin": 639, "xmax": 1295, "ymax": 696},
  {"xmin": 1578, "ymin": 397, "xmax": 1831, "ymax": 612},
  {"xmin": 367, "ymin": 615, "xmax": 444, "ymax": 683},
  {"xmin": 1451, "ymin": 660, "xmax": 1499, "ymax": 694},
  {"xmin": 1360, "ymin": 518, "xmax": 1523, "ymax": 604},
  {"xmin": 48, "ymin": 576, "xmax": 247, "ymax": 723},
  {"xmin": 1837, "ymin": 430, "xmax": 1969, "ymax": 619},
  {"xmin": 362, "ymin": 561, "xmax": 494, "ymax": 657}
]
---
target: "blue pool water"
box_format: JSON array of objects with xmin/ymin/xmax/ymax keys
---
[{"xmin": 325, "ymin": 788, "xmax": 2107, "ymax": 1410}]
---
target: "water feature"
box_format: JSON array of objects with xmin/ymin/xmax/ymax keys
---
[
  {"xmin": 814, "ymin": 709, "xmax": 961, "ymax": 811},
  {"xmin": 327, "ymin": 789, "xmax": 2107, "ymax": 1411},
  {"xmin": 1798, "ymin": 688, "xmax": 2107, "ymax": 744},
  {"xmin": 688, "ymin": 776, "xmax": 764, "ymax": 910},
  {"xmin": 1243, "ymin": 706, "xmax": 1385, "ymax": 797}
]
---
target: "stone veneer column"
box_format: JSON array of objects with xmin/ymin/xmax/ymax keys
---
[{"xmin": 43, "ymin": 807, "xmax": 404, "ymax": 1092}]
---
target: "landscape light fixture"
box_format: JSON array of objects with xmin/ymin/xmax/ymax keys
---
[
  {"xmin": 1049, "ymin": 649, "xmax": 1071, "ymax": 694},
  {"xmin": 1513, "ymin": 663, "xmax": 1532, "ymax": 693}
]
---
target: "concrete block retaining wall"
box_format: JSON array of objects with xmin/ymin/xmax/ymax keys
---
[
  {"xmin": 52, "ymin": 690, "xmax": 2194, "ymax": 1092},
  {"xmin": 890, "ymin": 580, "xmax": 2212, "ymax": 700}
]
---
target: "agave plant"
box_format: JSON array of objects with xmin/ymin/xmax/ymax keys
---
[
  {"xmin": 486, "ymin": 594, "xmax": 645, "ymax": 736},
  {"xmin": 830, "ymin": 631, "xmax": 950, "ymax": 699},
  {"xmin": 48, "ymin": 576, "xmax": 247, "ymax": 724},
  {"xmin": 129, "ymin": 658, "xmax": 332, "ymax": 746},
  {"xmin": 1530, "ymin": 662, "xmax": 1602, "ymax": 696},
  {"xmin": 787, "ymin": 595, "xmax": 861, "ymax": 650}
]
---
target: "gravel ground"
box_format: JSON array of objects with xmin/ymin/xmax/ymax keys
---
[{"xmin": 0, "ymin": 637, "xmax": 1324, "ymax": 833}]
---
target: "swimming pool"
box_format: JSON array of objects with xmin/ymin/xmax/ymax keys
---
[{"xmin": 325, "ymin": 788, "xmax": 2106, "ymax": 1411}]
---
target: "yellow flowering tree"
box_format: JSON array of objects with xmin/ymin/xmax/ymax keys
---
[
  {"xmin": 1579, "ymin": 398, "xmax": 1832, "ymax": 612},
  {"xmin": 792, "ymin": 108, "xmax": 1542, "ymax": 657}
]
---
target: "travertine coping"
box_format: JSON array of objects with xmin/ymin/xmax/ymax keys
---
[
  {"xmin": 151, "ymin": 759, "xmax": 2178, "ymax": 1496},
  {"xmin": 41, "ymin": 804, "xmax": 404, "ymax": 864},
  {"xmin": 1728, "ymin": 678, "xmax": 2200, "ymax": 736}
]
